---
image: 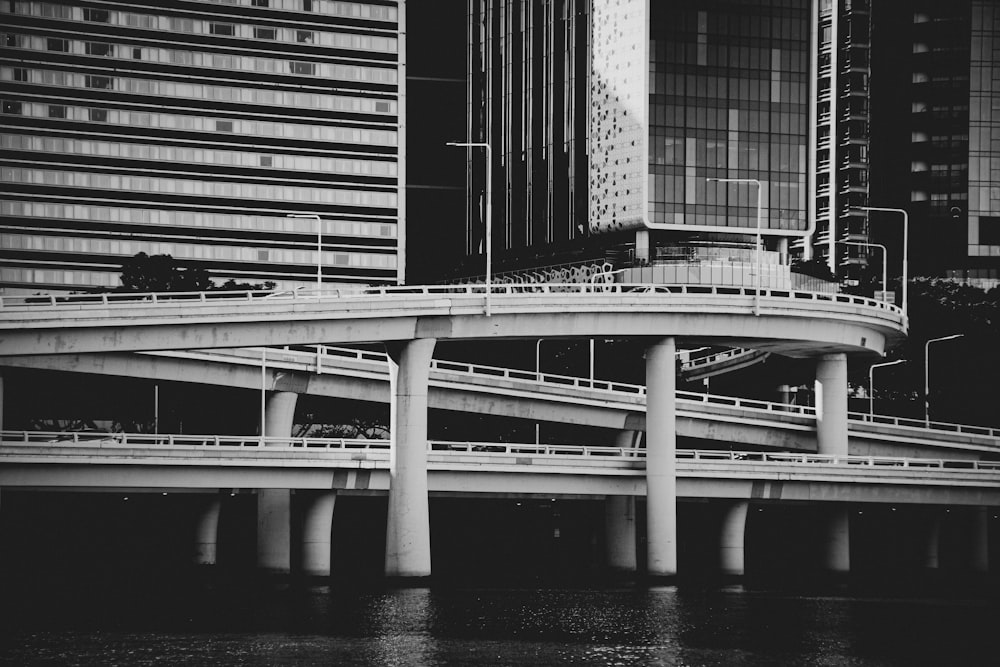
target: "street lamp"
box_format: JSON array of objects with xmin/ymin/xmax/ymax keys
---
[
  {"xmin": 860, "ymin": 206, "xmax": 908, "ymax": 317},
  {"xmin": 840, "ymin": 241, "xmax": 888, "ymax": 302},
  {"xmin": 287, "ymin": 213, "xmax": 323, "ymax": 292},
  {"xmin": 707, "ymin": 178, "xmax": 762, "ymax": 315},
  {"xmin": 868, "ymin": 358, "xmax": 906, "ymax": 416},
  {"xmin": 447, "ymin": 141, "xmax": 493, "ymax": 316},
  {"xmin": 924, "ymin": 333, "xmax": 964, "ymax": 425}
]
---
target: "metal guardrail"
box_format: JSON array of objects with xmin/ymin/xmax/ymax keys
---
[
  {"xmin": 0, "ymin": 283, "xmax": 904, "ymax": 318},
  {"xmin": 187, "ymin": 345, "xmax": 1000, "ymax": 440},
  {"xmin": 4, "ymin": 431, "xmax": 1000, "ymax": 471}
]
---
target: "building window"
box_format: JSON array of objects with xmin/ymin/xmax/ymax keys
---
[
  {"xmin": 89, "ymin": 108, "xmax": 108, "ymax": 122},
  {"xmin": 86, "ymin": 75, "xmax": 113, "ymax": 90},
  {"xmin": 210, "ymin": 23, "xmax": 235, "ymax": 36},
  {"xmin": 252, "ymin": 0, "xmax": 269, "ymax": 5},
  {"xmin": 375, "ymin": 101, "xmax": 390, "ymax": 113},
  {"xmin": 2, "ymin": 100, "xmax": 23, "ymax": 115},
  {"xmin": 296, "ymin": 30, "xmax": 314, "ymax": 43},
  {"xmin": 13, "ymin": 68, "xmax": 27, "ymax": 81},
  {"xmin": 48, "ymin": 105, "xmax": 66, "ymax": 118},
  {"xmin": 216, "ymin": 120, "xmax": 234, "ymax": 132},
  {"xmin": 290, "ymin": 61, "xmax": 315, "ymax": 75},
  {"xmin": 85, "ymin": 42, "xmax": 113, "ymax": 57},
  {"xmin": 254, "ymin": 27, "xmax": 276, "ymax": 40},
  {"xmin": 83, "ymin": 8, "xmax": 110, "ymax": 22},
  {"xmin": 260, "ymin": 155, "xmax": 273, "ymax": 167},
  {"xmin": 980, "ymin": 217, "xmax": 1000, "ymax": 246},
  {"xmin": 47, "ymin": 37, "xmax": 68, "ymax": 51}
]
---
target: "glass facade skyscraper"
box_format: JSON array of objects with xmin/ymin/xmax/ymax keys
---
[
  {"xmin": 465, "ymin": 0, "xmax": 873, "ymax": 283},
  {"xmin": 0, "ymin": 0, "xmax": 402, "ymax": 294}
]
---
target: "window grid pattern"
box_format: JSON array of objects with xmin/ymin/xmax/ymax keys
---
[
  {"xmin": 648, "ymin": 0, "xmax": 810, "ymax": 233},
  {"xmin": 0, "ymin": 1, "xmax": 402, "ymax": 292}
]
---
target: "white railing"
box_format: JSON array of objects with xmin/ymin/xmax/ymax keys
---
[
  {"xmin": 4, "ymin": 431, "xmax": 1000, "ymax": 471},
  {"xmin": 0, "ymin": 283, "xmax": 905, "ymax": 318},
  {"xmin": 0, "ymin": 431, "xmax": 386, "ymax": 450},
  {"xmin": 184, "ymin": 345, "xmax": 1000, "ymax": 439}
]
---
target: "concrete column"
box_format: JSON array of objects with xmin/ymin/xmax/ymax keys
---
[
  {"xmin": 822, "ymin": 506, "xmax": 851, "ymax": 574},
  {"xmin": 264, "ymin": 391, "xmax": 298, "ymax": 441},
  {"xmin": 194, "ymin": 495, "xmax": 222, "ymax": 566},
  {"xmin": 605, "ymin": 495, "xmax": 637, "ymax": 572},
  {"xmin": 777, "ymin": 236, "xmax": 789, "ymax": 263},
  {"xmin": 921, "ymin": 509, "xmax": 942, "ymax": 570},
  {"xmin": 720, "ymin": 501, "xmax": 749, "ymax": 576},
  {"xmin": 0, "ymin": 371, "xmax": 4, "ymax": 434},
  {"xmin": 815, "ymin": 353, "xmax": 848, "ymax": 456},
  {"xmin": 777, "ymin": 384, "xmax": 792, "ymax": 405},
  {"xmin": 301, "ymin": 491, "xmax": 337, "ymax": 577},
  {"xmin": 970, "ymin": 506, "xmax": 989, "ymax": 573},
  {"xmin": 635, "ymin": 229, "xmax": 651, "ymax": 264},
  {"xmin": 257, "ymin": 489, "xmax": 292, "ymax": 574},
  {"xmin": 645, "ymin": 336, "xmax": 677, "ymax": 577},
  {"xmin": 385, "ymin": 338, "xmax": 436, "ymax": 578}
]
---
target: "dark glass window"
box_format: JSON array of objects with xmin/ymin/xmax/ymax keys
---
[
  {"xmin": 86, "ymin": 75, "xmax": 113, "ymax": 89},
  {"xmin": 210, "ymin": 23, "xmax": 235, "ymax": 36},
  {"xmin": 47, "ymin": 37, "xmax": 68, "ymax": 51},
  {"xmin": 13, "ymin": 68, "xmax": 27, "ymax": 81},
  {"xmin": 216, "ymin": 120, "xmax": 234, "ymax": 132},
  {"xmin": 296, "ymin": 30, "xmax": 314, "ymax": 43},
  {"xmin": 89, "ymin": 108, "xmax": 108, "ymax": 122},
  {"xmin": 980, "ymin": 217, "xmax": 1000, "ymax": 245},
  {"xmin": 260, "ymin": 155, "xmax": 273, "ymax": 167},
  {"xmin": 290, "ymin": 61, "xmax": 315, "ymax": 75},
  {"xmin": 48, "ymin": 105, "xmax": 66, "ymax": 118},
  {"xmin": 254, "ymin": 27, "xmax": 276, "ymax": 40},
  {"xmin": 252, "ymin": 0, "xmax": 269, "ymax": 6},
  {"xmin": 86, "ymin": 42, "xmax": 113, "ymax": 57},
  {"xmin": 375, "ymin": 101, "xmax": 391, "ymax": 113},
  {"xmin": 2, "ymin": 100, "xmax": 23, "ymax": 114},
  {"xmin": 83, "ymin": 8, "xmax": 110, "ymax": 22}
]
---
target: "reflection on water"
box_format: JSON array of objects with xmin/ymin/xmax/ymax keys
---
[{"xmin": 1, "ymin": 577, "xmax": 999, "ymax": 665}]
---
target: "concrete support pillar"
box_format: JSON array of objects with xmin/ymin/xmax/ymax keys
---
[
  {"xmin": 384, "ymin": 338, "xmax": 436, "ymax": 578},
  {"xmin": 720, "ymin": 501, "xmax": 750, "ymax": 576},
  {"xmin": 635, "ymin": 229, "xmax": 651, "ymax": 264},
  {"xmin": 264, "ymin": 391, "xmax": 298, "ymax": 441},
  {"xmin": 815, "ymin": 353, "xmax": 848, "ymax": 456},
  {"xmin": 777, "ymin": 236, "xmax": 789, "ymax": 263},
  {"xmin": 194, "ymin": 496, "xmax": 222, "ymax": 566},
  {"xmin": 301, "ymin": 491, "xmax": 337, "ymax": 577},
  {"xmin": 605, "ymin": 495, "xmax": 637, "ymax": 572},
  {"xmin": 922, "ymin": 509, "xmax": 942, "ymax": 570},
  {"xmin": 777, "ymin": 384, "xmax": 791, "ymax": 405},
  {"xmin": 257, "ymin": 489, "xmax": 292, "ymax": 574},
  {"xmin": 822, "ymin": 506, "xmax": 851, "ymax": 574},
  {"xmin": 970, "ymin": 506, "xmax": 989, "ymax": 573},
  {"xmin": 0, "ymin": 371, "xmax": 4, "ymax": 434},
  {"xmin": 645, "ymin": 336, "xmax": 677, "ymax": 577}
]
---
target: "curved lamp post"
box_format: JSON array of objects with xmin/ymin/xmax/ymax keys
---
[
  {"xmin": 924, "ymin": 333, "xmax": 964, "ymax": 425},
  {"xmin": 868, "ymin": 358, "xmax": 906, "ymax": 416},
  {"xmin": 707, "ymin": 178, "xmax": 762, "ymax": 315}
]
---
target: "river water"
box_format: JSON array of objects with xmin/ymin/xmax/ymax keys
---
[{"xmin": 2, "ymin": 573, "xmax": 998, "ymax": 666}]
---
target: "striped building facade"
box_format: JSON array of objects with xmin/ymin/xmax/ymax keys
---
[{"xmin": 0, "ymin": 0, "xmax": 403, "ymax": 293}]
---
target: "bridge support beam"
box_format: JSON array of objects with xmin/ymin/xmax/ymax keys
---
[
  {"xmin": 815, "ymin": 353, "xmax": 848, "ymax": 456},
  {"xmin": 720, "ymin": 501, "xmax": 749, "ymax": 577},
  {"xmin": 971, "ymin": 506, "xmax": 989, "ymax": 573},
  {"xmin": 922, "ymin": 509, "xmax": 942, "ymax": 570},
  {"xmin": 257, "ymin": 489, "xmax": 292, "ymax": 574},
  {"xmin": 385, "ymin": 338, "xmax": 436, "ymax": 579},
  {"xmin": 301, "ymin": 491, "xmax": 337, "ymax": 577},
  {"xmin": 605, "ymin": 495, "xmax": 636, "ymax": 572},
  {"xmin": 822, "ymin": 506, "xmax": 851, "ymax": 574},
  {"xmin": 645, "ymin": 336, "xmax": 677, "ymax": 578},
  {"xmin": 194, "ymin": 495, "xmax": 221, "ymax": 566},
  {"xmin": 264, "ymin": 391, "xmax": 298, "ymax": 441}
]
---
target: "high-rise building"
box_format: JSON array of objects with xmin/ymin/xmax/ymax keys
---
[
  {"xmin": 870, "ymin": 0, "xmax": 1000, "ymax": 287},
  {"xmin": 460, "ymin": 0, "xmax": 874, "ymax": 285},
  {"xmin": 0, "ymin": 0, "xmax": 403, "ymax": 294}
]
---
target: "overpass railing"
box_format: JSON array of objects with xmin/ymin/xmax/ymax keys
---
[
  {"xmin": 5, "ymin": 431, "xmax": 1000, "ymax": 471},
  {"xmin": 0, "ymin": 283, "xmax": 904, "ymax": 318}
]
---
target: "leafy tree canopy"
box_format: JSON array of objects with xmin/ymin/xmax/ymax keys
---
[{"xmin": 116, "ymin": 253, "xmax": 275, "ymax": 292}]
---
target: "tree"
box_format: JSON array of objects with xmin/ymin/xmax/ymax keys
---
[
  {"xmin": 116, "ymin": 253, "xmax": 275, "ymax": 292},
  {"xmin": 117, "ymin": 253, "xmax": 212, "ymax": 292}
]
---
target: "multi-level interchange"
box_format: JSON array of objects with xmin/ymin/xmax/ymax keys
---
[{"xmin": 1, "ymin": 0, "xmax": 998, "ymax": 580}]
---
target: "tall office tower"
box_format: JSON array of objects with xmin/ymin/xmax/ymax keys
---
[
  {"xmin": 0, "ymin": 0, "xmax": 403, "ymax": 294},
  {"xmin": 812, "ymin": 0, "xmax": 870, "ymax": 282},
  {"xmin": 464, "ymin": 0, "xmax": 873, "ymax": 285},
  {"xmin": 871, "ymin": 0, "xmax": 1000, "ymax": 286}
]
